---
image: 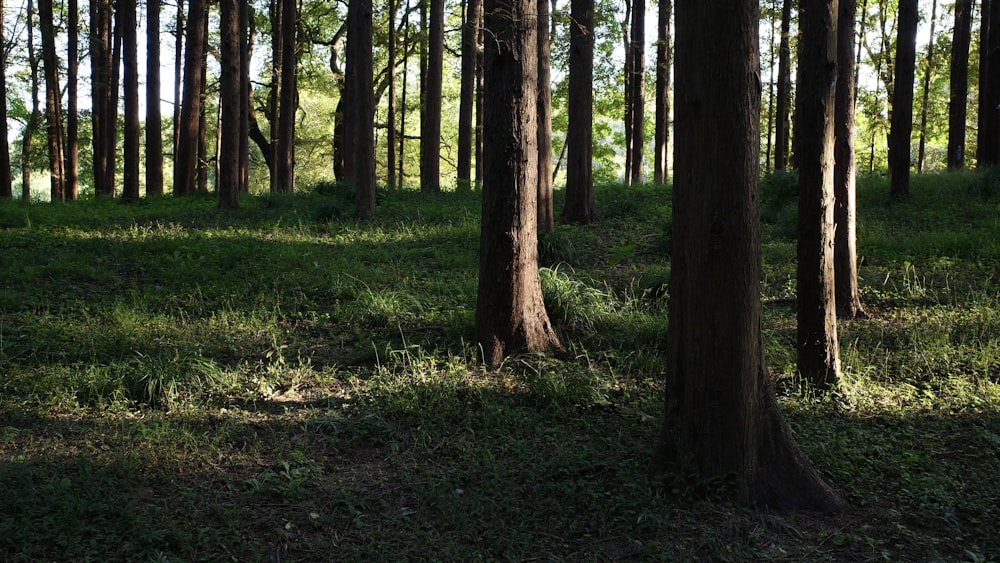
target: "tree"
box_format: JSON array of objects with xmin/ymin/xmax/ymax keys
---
[
  {"xmin": 796, "ymin": 0, "xmax": 840, "ymax": 389},
  {"xmin": 948, "ymin": 0, "xmax": 973, "ymax": 170},
  {"xmin": 457, "ymin": 0, "xmax": 482, "ymax": 190},
  {"xmin": 344, "ymin": 0, "xmax": 376, "ymax": 218},
  {"xmin": 38, "ymin": 0, "xmax": 66, "ymax": 202},
  {"xmin": 561, "ymin": 0, "xmax": 596, "ymax": 224},
  {"xmin": 653, "ymin": 0, "xmax": 671, "ymax": 184},
  {"xmin": 916, "ymin": 0, "xmax": 938, "ymax": 174},
  {"xmin": 0, "ymin": 0, "xmax": 12, "ymax": 199},
  {"xmin": 121, "ymin": 1, "xmax": 141, "ymax": 203},
  {"xmin": 887, "ymin": 0, "xmax": 918, "ymax": 198},
  {"xmin": 979, "ymin": 0, "xmax": 1000, "ymax": 168},
  {"xmin": 387, "ymin": 0, "xmax": 400, "ymax": 190},
  {"xmin": 651, "ymin": 0, "xmax": 842, "ymax": 511},
  {"xmin": 537, "ymin": 0, "xmax": 555, "ymax": 233},
  {"xmin": 22, "ymin": 0, "xmax": 41, "ymax": 201},
  {"xmin": 174, "ymin": 0, "xmax": 207, "ymax": 196},
  {"xmin": 835, "ymin": 0, "xmax": 866, "ymax": 320},
  {"xmin": 90, "ymin": 0, "xmax": 116, "ymax": 197},
  {"xmin": 218, "ymin": 0, "xmax": 242, "ymax": 209},
  {"xmin": 65, "ymin": 0, "xmax": 79, "ymax": 200},
  {"xmin": 421, "ymin": 0, "xmax": 444, "ymax": 192},
  {"xmin": 275, "ymin": 0, "xmax": 298, "ymax": 192},
  {"xmin": 774, "ymin": 0, "xmax": 794, "ymax": 171},
  {"xmin": 476, "ymin": 0, "xmax": 563, "ymax": 368},
  {"xmin": 146, "ymin": 0, "xmax": 164, "ymax": 196},
  {"xmin": 624, "ymin": 0, "xmax": 645, "ymax": 184}
]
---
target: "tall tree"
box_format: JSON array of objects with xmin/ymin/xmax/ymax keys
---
[
  {"xmin": 174, "ymin": 0, "xmax": 207, "ymax": 195},
  {"xmin": 979, "ymin": 0, "xmax": 1000, "ymax": 167},
  {"xmin": 948, "ymin": 0, "xmax": 973, "ymax": 170},
  {"xmin": 121, "ymin": 1, "xmax": 141, "ymax": 203},
  {"xmin": 274, "ymin": 0, "xmax": 297, "ymax": 192},
  {"xmin": 146, "ymin": 0, "xmax": 164, "ymax": 196},
  {"xmin": 651, "ymin": 0, "xmax": 842, "ymax": 511},
  {"xmin": 218, "ymin": 0, "xmax": 241, "ymax": 208},
  {"xmin": 0, "ymin": 0, "xmax": 12, "ymax": 199},
  {"xmin": 835, "ymin": 0, "xmax": 866, "ymax": 320},
  {"xmin": 174, "ymin": 0, "xmax": 184, "ymax": 161},
  {"xmin": 653, "ymin": 0, "xmax": 671, "ymax": 184},
  {"xmin": 477, "ymin": 0, "xmax": 563, "ymax": 367},
  {"xmin": 387, "ymin": 0, "xmax": 400, "ymax": 190},
  {"xmin": 65, "ymin": 0, "xmax": 79, "ymax": 200},
  {"xmin": 625, "ymin": 0, "xmax": 645, "ymax": 184},
  {"xmin": 344, "ymin": 0, "xmax": 376, "ymax": 218},
  {"xmin": 537, "ymin": 0, "xmax": 555, "ymax": 233},
  {"xmin": 796, "ymin": 0, "xmax": 840, "ymax": 390},
  {"xmin": 562, "ymin": 0, "xmax": 596, "ymax": 224},
  {"xmin": 457, "ymin": 0, "xmax": 482, "ymax": 190},
  {"xmin": 22, "ymin": 0, "xmax": 41, "ymax": 201},
  {"xmin": 888, "ymin": 0, "xmax": 918, "ymax": 198},
  {"xmin": 774, "ymin": 0, "xmax": 794, "ymax": 171},
  {"xmin": 38, "ymin": 0, "xmax": 66, "ymax": 202},
  {"xmin": 421, "ymin": 0, "xmax": 444, "ymax": 192},
  {"xmin": 238, "ymin": 0, "xmax": 251, "ymax": 193},
  {"xmin": 916, "ymin": 0, "xmax": 938, "ymax": 173},
  {"xmin": 91, "ymin": 0, "xmax": 114, "ymax": 196}
]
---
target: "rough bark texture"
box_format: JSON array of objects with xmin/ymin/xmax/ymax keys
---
[
  {"xmin": 344, "ymin": 0, "xmax": 376, "ymax": 218},
  {"xmin": 421, "ymin": 0, "xmax": 444, "ymax": 192},
  {"xmin": 65, "ymin": 0, "xmax": 79, "ymax": 200},
  {"xmin": 774, "ymin": 0, "xmax": 793, "ymax": 171},
  {"xmin": 91, "ymin": 0, "xmax": 114, "ymax": 196},
  {"xmin": 218, "ymin": 0, "xmax": 241, "ymax": 209},
  {"xmin": 562, "ymin": 0, "xmax": 596, "ymax": 225},
  {"xmin": 477, "ymin": 0, "xmax": 563, "ymax": 368},
  {"xmin": 387, "ymin": 0, "xmax": 399, "ymax": 190},
  {"xmin": 275, "ymin": 0, "xmax": 297, "ymax": 192},
  {"xmin": 916, "ymin": 0, "xmax": 938, "ymax": 174},
  {"xmin": 22, "ymin": 0, "xmax": 40, "ymax": 201},
  {"xmin": 174, "ymin": 0, "xmax": 207, "ymax": 196},
  {"xmin": 536, "ymin": 0, "xmax": 555, "ymax": 234},
  {"xmin": 457, "ymin": 0, "xmax": 481, "ymax": 190},
  {"xmin": 796, "ymin": 0, "xmax": 841, "ymax": 389},
  {"xmin": 834, "ymin": 0, "xmax": 866, "ymax": 320},
  {"xmin": 888, "ymin": 0, "xmax": 918, "ymax": 198},
  {"xmin": 979, "ymin": 0, "xmax": 1000, "ymax": 167},
  {"xmin": 146, "ymin": 0, "xmax": 164, "ymax": 196},
  {"xmin": 651, "ymin": 0, "xmax": 842, "ymax": 512},
  {"xmin": 0, "ymin": 0, "xmax": 11, "ymax": 199},
  {"xmin": 38, "ymin": 0, "xmax": 66, "ymax": 202},
  {"xmin": 653, "ymin": 0, "xmax": 671, "ymax": 184},
  {"xmin": 948, "ymin": 0, "xmax": 973, "ymax": 170},
  {"xmin": 625, "ymin": 0, "xmax": 645, "ymax": 185},
  {"xmin": 122, "ymin": 1, "xmax": 140, "ymax": 203}
]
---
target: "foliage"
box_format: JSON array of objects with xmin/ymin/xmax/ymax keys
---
[{"xmin": 1, "ymin": 176, "xmax": 1000, "ymax": 560}]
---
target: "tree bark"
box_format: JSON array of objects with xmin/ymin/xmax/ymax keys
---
[
  {"xmin": 38, "ymin": 0, "xmax": 66, "ymax": 202},
  {"xmin": 22, "ymin": 0, "xmax": 41, "ymax": 202},
  {"xmin": 345, "ymin": 0, "xmax": 376, "ymax": 218},
  {"xmin": 90, "ymin": 0, "xmax": 114, "ymax": 196},
  {"xmin": 653, "ymin": 0, "xmax": 671, "ymax": 184},
  {"xmin": 421, "ymin": 0, "xmax": 444, "ymax": 191},
  {"xmin": 218, "ymin": 0, "xmax": 241, "ymax": 208},
  {"xmin": 888, "ymin": 0, "xmax": 918, "ymax": 198},
  {"xmin": 477, "ymin": 0, "xmax": 563, "ymax": 368},
  {"xmin": 774, "ymin": 0, "xmax": 794, "ymax": 171},
  {"xmin": 0, "ymin": 0, "xmax": 12, "ymax": 199},
  {"xmin": 121, "ymin": 1, "xmax": 140, "ymax": 203},
  {"xmin": 537, "ymin": 0, "xmax": 555, "ymax": 233},
  {"xmin": 652, "ymin": 0, "xmax": 842, "ymax": 512},
  {"xmin": 145, "ymin": 0, "xmax": 164, "ymax": 196},
  {"xmin": 174, "ymin": 0, "xmax": 184, "ymax": 162},
  {"xmin": 916, "ymin": 0, "xmax": 938, "ymax": 174},
  {"xmin": 979, "ymin": 0, "xmax": 1000, "ymax": 167},
  {"xmin": 275, "ymin": 0, "xmax": 297, "ymax": 192},
  {"xmin": 835, "ymin": 0, "xmax": 866, "ymax": 320},
  {"xmin": 948, "ymin": 0, "xmax": 973, "ymax": 170},
  {"xmin": 387, "ymin": 0, "xmax": 399, "ymax": 190},
  {"xmin": 65, "ymin": 0, "xmax": 79, "ymax": 200},
  {"xmin": 562, "ymin": 0, "xmax": 596, "ymax": 224},
  {"xmin": 174, "ymin": 0, "xmax": 207, "ymax": 196},
  {"xmin": 625, "ymin": 0, "xmax": 645, "ymax": 184},
  {"xmin": 457, "ymin": 0, "xmax": 481, "ymax": 190}
]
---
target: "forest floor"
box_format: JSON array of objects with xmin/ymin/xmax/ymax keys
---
[{"xmin": 1, "ymin": 175, "xmax": 999, "ymax": 561}]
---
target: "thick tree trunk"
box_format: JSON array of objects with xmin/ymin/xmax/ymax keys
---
[
  {"xmin": 916, "ymin": 0, "xmax": 938, "ymax": 174},
  {"xmin": 65, "ymin": 0, "xmax": 79, "ymax": 200},
  {"xmin": 457, "ymin": 0, "xmax": 481, "ymax": 190},
  {"xmin": 22, "ymin": 0, "xmax": 41, "ymax": 201},
  {"xmin": 145, "ymin": 0, "xmax": 164, "ymax": 196},
  {"xmin": 562, "ymin": 0, "xmax": 596, "ymax": 224},
  {"xmin": 625, "ymin": 0, "xmax": 645, "ymax": 185},
  {"xmin": 652, "ymin": 0, "xmax": 842, "ymax": 512},
  {"xmin": 90, "ymin": 0, "xmax": 114, "ymax": 196},
  {"xmin": 979, "ymin": 0, "xmax": 1000, "ymax": 167},
  {"xmin": 0, "ymin": 0, "xmax": 12, "ymax": 199},
  {"xmin": 948, "ymin": 0, "xmax": 973, "ymax": 170},
  {"xmin": 834, "ymin": 0, "xmax": 866, "ymax": 321},
  {"xmin": 774, "ymin": 0, "xmax": 793, "ymax": 171},
  {"xmin": 218, "ymin": 0, "xmax": 241, "ymax": 208},
  {"xmin": 537, "ymin": 0, "xmax": 555, "ymax": 233},
  {"xmin": 345, "ymin": 0, "xmax": 376, "ymax": 218},
  {"xmin": 421, "ymin": 0, "xmax": 444, "ymax": 192},
  {"xmin": 888, "ymin": 0, "xmax": 918, "ymax": 198},
  {"xmin": 38, "ymin": 0, "xmax": 66, "ymax": 202},
  {"xmin": 174, "ymin": 0, "xmax": 207, "ymax": 195},
  {"xmin": 275, "ymin": 0, "xmax": 297, "ymax": 192},
  {"xmin": 121, "ymin": 1, "xmax": 140, "ymax": 203},
  {"xmin": 477, "ymin": 0, "xmax": 563, "ymax": 368},
  {"xmin": 653, "ymin": 0, "xmax": 671, "ymax": 184}
]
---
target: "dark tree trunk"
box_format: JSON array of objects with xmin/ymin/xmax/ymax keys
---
[
  {"xmin": 948, "ymin": 0, "xmax": 973, "ymax": 170},
  {"xmin": 653, "ymin": 0, "xmax": 671, "ymax": 184},
  {"xmin": 22, "ymin": 0, "xmax": 41, "ymax": 202},
  {"xmin": 888, "ymin": 0, "xmax": 918, "ymax": 198},
  {"xmin": 146, "ymin": 0, "xmax": 164, "ymax": 196},
  {"xmin": 91, "ymin": 0, "xmax": 114, "ymax": 196},
  {"xmin": 275, "ymin": 0, "xmax": 297, "ymax": 192},
  {"xmin": 457, "ymin": 0, "xmax": 481, "ymax": 190},
  {"xmin": 121, "ymin": 1, "xmax": 140, "ymax": 203},
  {"xmin": 475, "ymin": 9, "xmax": 484, "ymax": 187},
  {"xmin": 197, "ymin": 25, "xmax": 209, "ymax": 194},
  {"xmin": 979, "ymin": 0, "xmax": 1000, "ymax": 167},
  {"xmin": 0, "ymin": 0, "xmax": 12, "ymax": 199},
  {"xmin": 421, "ymin": 0, "xmax": 444, "ymax": 192},
  {"xmin": 651, "ymin": 0, "xmax": 842, "ymax": 512},
  {"xmin": 795, "ymin": 0, "xmax": 841, "ymax": 390},
  {"xmin": 38, "ymin": 0, "xmax": 66, "ymax": 202},
  {"xmin": 218, "ymin": 0, "xmax": 241, "ymax": 208},
  {"xmin": 562, "ymin": 0, "xmax": 596, "ymax": 224},
  {"xmin": 537, "ymin": 0, "xmax": 555, "ymax": 233},
  {"xmin": 345, "ymin": 0, "xmax": 376, "ymax": 218},
  {"xmin": 174, "ymin": 0, "xmax": 184, "ymax": 161},
  {"xmin": 174, "ymin": 0, "xmax": 206, "ymax": 195},
  {"xmin": 239, "ymin": 1, "xmax": 251, "ymax": 193},
  {"xmin": 387, "ymin": 0, "xmax": 399, "ymax": 190},
  {"xmin": 477, "ymin": 0, "xmax": 563, "ymax": 368},
  {"xmin": 65, "ymin": 0, "xmax": 79, "ymax": 200},
  {"xmin": 774, "ymin": 0, "xmax": 793, "ymax": 171},
  {"xmin": 625, "ymin": 0, "xmax": 645, "ymax": 185},
  {"xmin": 398, "ymin": 3, "xmax": 410, "ymax": 189},
  {"xmin": 916, "ymin": 0, "xmax": 938, "ymax": 174},
  {"xmin": 835, "ymin": 0, "xmax": 866, "ymax": 320}
]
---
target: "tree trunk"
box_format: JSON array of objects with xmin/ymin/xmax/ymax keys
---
[
  {"xmin": 916, "ymin": 0, "xmax": 938, "ymax": 174},
  {"xmin": 22, "ymin": 0, "xmax": 41, "ymax": 202},
  {"xmin": 90, "ymin": 0, "xmax": 114, "ymax": 196},
  {"xmin": 387, "ymin": 0, "xmax": 399, "ymax": 190},
  {"xmin": 651, "ymin": 0, "xmax": 842, "ymax": 512},
  {"xmin": 121, "ymin": 1, "xmax": 140, "ymax": 203},
  {"xmin": 562, "ymin": 0, "xmax": 596, "ymax": 224},
  {"xmin": 218, "ymin": 0, "xmax": 241, "ymax": 208},
  {"xmin": 421, "ymin": 0, "xmax": 444, "ymax": 192},
  {"xmin": 888, "ymin": 0, "xmax": 918, "ymax": 198},
  {"xmin": 38, "ymin": 0, "xmax": 66, "ymax": 202},
  {"xmin": 948, "ymin": 0, "xmax": 973, "ymax": 170},
  {"xmin": 537, "ymin": 0, "xmax": 555, "ymax": 233},
  {"xmin": 774, "ymin": 0, "xmax": 793, "ymax": 171},
  {"xmin": 399, "ymin": 3, "xmax": 410, "ymax": 189},
  {"xmin": 477, "ymin": 0, "xmax": 563, "ymax": 368},
  {"xmin": 65, "ymin": 0, "xmax": 79, "ymax": 200},
  {"xmin": 653, "ymin": 0, "xmax": 671, "ymax": 184},
  {"xmin": 275, "ymin": 0, "xmax": 297, "ymax": 192},
  {"xmin": 174, "ymin": 0, "xmax": 207, "ymax": 196},
  {"xmin": 835, "ymin": 0, "xmax": 866, "ymax": 321},
  {"xmin": 0, "ymin": 0, "xmax": 12, "ymax": 199},
  {"xmin": 457, "ymin": 0, "xmax": 481, "ymax": 190},
  {"xmin": 345, "ymin": 0, "xmax": 376, "ymax": 218},
  {"xmin": 174, "ymin": 0, "xmax": 184, "ymax": 162},
  {"xmin": 145, "ymin": 0, "xmax": 164, "ymax": 196},
  {"xmin": 979, "ymin": 0, "xmax": 1000, "ymax": 167},
  {"xmin": 239, "ymin": 1, "xmax": 251, "ymax": 193},
  {"xmin": 626, "ymin": 0, "xmax": 645, "ymax": 185}
]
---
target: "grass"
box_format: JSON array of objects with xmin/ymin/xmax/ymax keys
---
[{"xmin": 1, "ymin": 175, "xmax": 999, "ymax": 560}]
